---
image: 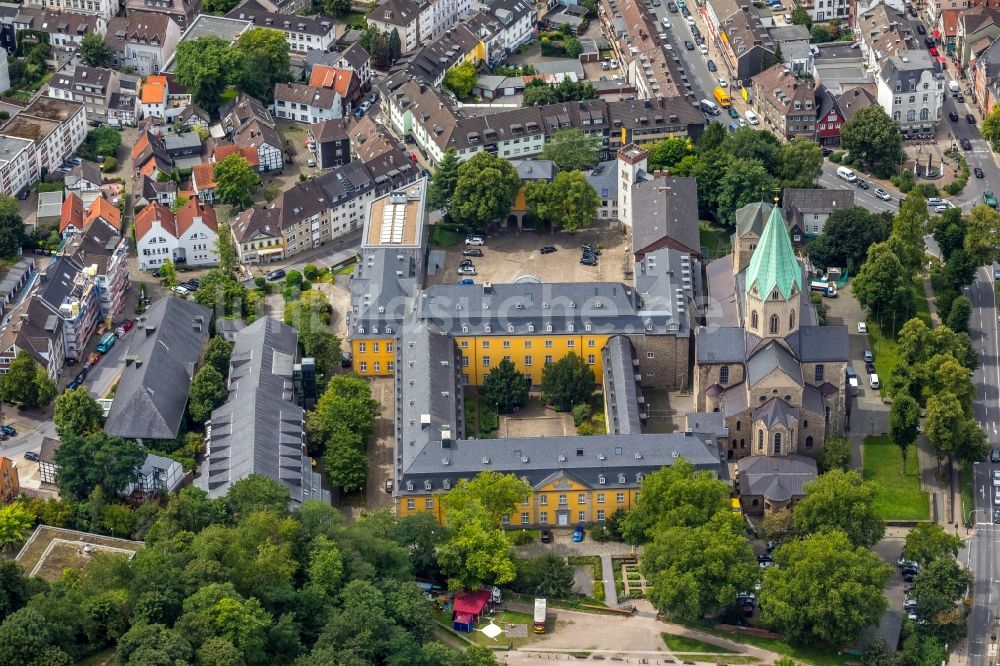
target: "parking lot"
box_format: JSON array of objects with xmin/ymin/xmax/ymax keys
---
[{"xmin": 427, "ymin": 227, "xmax": 629, "ymax": 287}]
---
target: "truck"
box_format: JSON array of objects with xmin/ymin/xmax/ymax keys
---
[
  {"xmin": 533, "ymin": 598, "xmax": 547, "ymax": 633},
  {"xmin": 810, "ymin": 279, "xmax": 838, "ymax": 297},
  {"xmin": 96, "ymin": 332, "xmax": 116, "ymax": 354},
  {"xmin": 713, "ymin": 86, "xmax": 732, "ymax": 108}
]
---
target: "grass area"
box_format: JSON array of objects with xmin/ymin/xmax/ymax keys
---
[
  {"xmin": 695, "ymin": 626, "xmax": 858, "ymax": 666},
  {"xmin": 463, "ymin": 396, "xmax": 497, "ymax": 437},
  {"xmin": 866, "ymin": 278, "xmax": 931, "ymax": 395},
  {"xmin": 862, "ymin": 435, "xmax": 929, "ymax": 520},
  {"xmin": 340, "ymin": 10, "xmax": 367, "ymax": 26},
  {"xmin": 960, "ymin": 462, "xmax": 975, "ymax": 525},
  {"xmin": 77, "ymin": 649, "xmax": 115, "ymax": 666},
  {"xmin": 333, "ymin": 260, "xmax": 356, "ymax": 276},
  {"xmin": 429, "ymin": 224, "xmax": 466, "ymax": 248},
  {"xmin": 662, "ymin": 633, "xmax": 737, "ymax": 653},
  {"xmin": 432, "ymin": 608, "xmax": 538, "ymax": 648},
  {"xmin": 699, "ymin": 220, "xmax": 732, "ymax": 259}
]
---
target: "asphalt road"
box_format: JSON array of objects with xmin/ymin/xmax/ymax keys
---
[
  {"xmin": 967, "ymin": 264, "xmax": 1000, "ymax": 666},
  {"xmin": 651, "ymin": 3, "xmax": 723, "ymax": 121}
]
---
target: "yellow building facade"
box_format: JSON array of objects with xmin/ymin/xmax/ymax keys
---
[
  {"xmin": 454, "ymin": 333, "xmax": 613, "ymax": 385},
  {"xmin": 351, "ymin": 337, "xmax": 397, "ymax": 376}
]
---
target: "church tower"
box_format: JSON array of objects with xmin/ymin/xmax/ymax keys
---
[
  {"xmin": 743, "ymin": 205, "xmax": 802, "ymax": 340},
  {"xmin": 617, "ymin": 144, "xmax": 647, "ymax": 231}
]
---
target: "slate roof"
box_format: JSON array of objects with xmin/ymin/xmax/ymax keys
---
[
  {"xmin": 63, "ymin": 217, "xmax": 123, "ymax": 275},
  {"xmin": 602, "ymin": 336, "xmax": 643, "ymax": 435},
  {"xmin": 512, "ymin": 159, "xmax": 554, "ymax": 181},
  {"xmin": 104, "ymin": 297, "xmax": 211, "ymax": 441},
  {"xmin": 696, "ymin": 326, "xmax": 747, "ymax": 363},
  {"xmin": 789, "ymin": 325, "xmax": 850, "ymax": 362},
  {"xmin": 738, "ymin": 454, "xmax": 817, "ymax": 502},
  {"xmin": 630, "ymin": 176, "xmax": 700, "ymax": 255},
  {"xmin": 745, "ymin": 206, "xmax": 802, "ymax": 301},
  {"xmin": 735, "ymin": 201, "xmax": 774, "ymax": 237},
  {"xmin": 199, "ymin": 317, "xmax": 328, "ymax": 504},
  {"xmin": 752, "ymin": 397, "xmax": 798, "ymax": 428},
  {"xmin": 746, "ymin": 341, "xmax": 803, "ymax": 387}
]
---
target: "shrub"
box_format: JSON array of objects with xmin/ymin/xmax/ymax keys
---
[
  {"xmin": 571, "ymin": 403, "xmax": 592, "ymax": 426},
  {"xmin": 943, "ymin": 154, "xmax": 969, "ymax": 195},
  {"xmin": 101, "ymin": 157, "xmax": 117, "ymax": 172},
  {"xmin": 254, "ymin": 276, "xmax": 266, "ymax": 290},
  {"xmin": 829, "ymin": 151, "xmax": 844, "ymax": 163},
  {"xmin": 510, "ymin": 530, "xmax": 535, "ymax": 545},
  {"xmin": 593, "ymin": 581, "xmax": 605, "ymax": 601},
  {"xmin": 591, "ymin": 524, "xmax": 615, "ymax": 542},
  {"xmin": 303, "ymin": 263, "xmax": 320, "ymax": 281},
  {"xmin": 915, "ymin": 182, "xmax": 939, "ymax": 198}
]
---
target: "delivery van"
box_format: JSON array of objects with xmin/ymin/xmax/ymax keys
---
[
  {"xmin": 836, "ymin": 166, "xmax": 857, "ymax": 182},
  {"xmin": 699, "ymin": 99, "xmax": 720, "ymax": 115}
]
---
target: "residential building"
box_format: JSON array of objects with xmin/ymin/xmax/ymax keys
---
[
  {"xmin": 750, "ymin": 66, "xmax": 818, "ymax": 140},
  {"xmin": 161, "ymin": 14, "xmax": 251, "ymax": 72},
  {"xmin": 107, "ymin": 89, "xmax": 139, "ymax": 128},
  {"xmin": 163, "ymin": 131, "xmax": 202, "ymax": 161},
  {"xmin": 703, "ymin": 0, "xmax": 775, "ymax": 86},
  {"xmin": 226, "ymin": 0, "xmax": 337, "ymax": 53},
  {"xmin": 35, "ymin": 255, "xmax": 101, "ymax": 362},
  {"xmin": 125, "ymin": 0, "xmax": 203, "ymax": 30},
  {"xmin": 64, "ymin": 161, "xmax": 103, "ymax": 193},
  {"xmin": 48, "ymin": 65, "xmax": 120, "ymax": 125},
  {"xmin": 39, "ymin": 437, "xmax": 59, "ymax": 485},
  {"xmin": 973, "ymin": 36, "xmax": 1000, "ymax": 112},
  {"xmin": 0, "ymin": 136, "xmax": 38, "ymax": 199},
  {"xmin": 309, "ymin": 64, "xmax": 361, "ymax": 110},
  {"xmin": 811, "ymin": 42, "xmax": 874, "ymax": 96},
  {"xmin": 877, "ymin": 51, "xmax": 946, "ymax": 134},
  {"xmin": 812, "ymin": 0, "xmax": 848, "ymax": 21},
  {"xmin": 468, "ymin": 0, "xmax": 533, "ymax": 54},
  {"xmin": 600, "ymin": 0, "xmax": 682, "ymax": 99},
  {"xmin": 131, "ymin": 129, "xmax": 172, "ymax": 180},
  {"xmin": 0, "ymin": 456, "xmax": 17, "ymax": 504},
  {"xmin": 347, "ymin": 116, "xmax": 396, "ymax": 163},
  {"xmin": 191, "ymin": 163, "xmax": 217, "ymax": 203},
  {"xmin": 692, "ymin": 204, "xmax": 849, "ymax": 483},
  {"xmin": 781, "ymin": 188, "xmax": 855, "ymax": 240},
  {"xmin": 836, "ymin": 86, "xmax": 880, "ymax": 123},
  {"xmin": 366, "ymin": 0, "xmax": 433, "ymax": 52},
  {"xmin": 135, "ymin": 196, "xmax": 219, "ymax": 271},
  {"xmin": 958, "ymin": 5, "xmax": 1000, "ymax": 66},
  {"xmin": 23, "ymin": 0, "xmax": 119, "ymax": 20},
  {"xmin": 199, "ymin": 317, "xmax": 329, "ymax": 503},
  {"xmin": 308, "ymin": 118, "xmax": 351, "ymax": 168},
  {"xmin": 124, "ymin": 453, "xmax": 185, "ymax": 497},
  {"xmin": 338, "ymin": 43, "xmax": 372, "ymax": 90},
  {"xmin": 815, "ymin": 84, "xmax": 846, "ymax": 146},
  {"xmin": 0, "ymin": 97, "xmax": 87, "ymax": 176},
  {"xmin": 62, "ymin": 214, "xmax": 130, "ymax": 318},
  {"xmin": 104, "ymin": 297, "xmax": 211, "ymax": 442},
  {"xmin": 273, "ymin": 83, "xmax": 343, "ymax": 124},
  {"xmin": 140, "ymin": 173, "xmax": 177, "ymax": 207},
  {"xmin": 12, "ymin": 9, "xmax": 106, "ymax": 65},
  {"xmin": 0, "ymin": 260, "xmax": 35, "ymax": 313},
  {"xmin": 0, "ymin": 294, "xmax": 65, "ymax": 379},
  {"xmin": 382, "ymin": 24, "xmax": 484, "ymax": 90},
  {"xmin": 219, "ymin": 93, "xmax": 284, "ymax": 173},
  {"xmin": 857, "ymin": 2, "xmax": 915, "ymax": 72},
  {"xmin": 105, "ymin": 11, "xmax": 181, "ymax": 76}
]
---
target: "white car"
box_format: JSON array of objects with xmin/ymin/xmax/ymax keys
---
[
  {"xmin": 857, "ymin": 321, "xmax": 868, "ymax": 333},
  {"xmin": 171, "ymin": 285, "xmax": 190, "ymax": 296},
  {"xmin": 992, "ymin": 469, "xmax": 1000, "ymax": 486},
  {"xmin": 686, "ymin": 16, "xmax": 695, "ymax": 26},
  {"xmin": 739, "ymin": 117, "xmax": 747, "ymax": 127},
  {"xmin": 719, "ymin": 77, "xmax": 728, "ymax": 88},
  {"xmin": 994, "ymin": 489, "xmax": 1000, "ymax": 506},
  {"xmin": 934, "ymin": 204, "xmax": 949, "ymax": 213},
  {"xmin": 307, "ymin": 158, "xmax": 316, "ymax": 167},
  {"xmin": 661, "ymin": 17, "xmax": 671, "ymax": 27},
  {"xmin": 926, "ymin": 197, "xmax": 944, "ymax": 206},
  {"xmin": 874, "ymin": 188, "xmax": 891, "ymax": 201},
  {"xmin": 464, "ymin": 236, "xmax": 485, "ymax": 246},
  {"xmin": 457, "ymin": 265, "xmax": 477, "ymax": 275},
  {"xmin": 699, "ymin": 44, "xmax": 709, "ymax": 55}
]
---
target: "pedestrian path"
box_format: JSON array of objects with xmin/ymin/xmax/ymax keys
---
[{"xmin": 600, "ymin": 554, "xmax": 618, "ymax": 607}]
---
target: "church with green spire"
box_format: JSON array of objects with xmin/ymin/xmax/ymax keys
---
[{"xmin": 691, "ymin": 201, "xmax": 850, "ymax": 516}]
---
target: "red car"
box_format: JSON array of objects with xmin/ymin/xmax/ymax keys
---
[
  {"xmin": 122, "ymin": 319, "xmax": 136, "ymax": 333},
  {"xmin": 929, "ymin": 46, "xmax": 939, "ymax": 56}
]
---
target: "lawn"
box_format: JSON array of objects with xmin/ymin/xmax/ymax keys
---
[
  {"xmin": 429, "ymin": 224, "xmax": 465, "ymax": 248},
  {"xmin": 695, "ymin": 626, "xmax": 859, "ymax": 666},
  {"xmin": 699, "ymin": 220, "xmax": 732, "ymax": 259},
  {"xmin": 862, "ymin": 435, "xmax": 929, "ymax": 520},
  {"xmin": 662, "ymin": 633, "xmax": 736, "ymax": 653},
  {"xmin": 960, "ymin": 462, "xmax": 975, "ymax": 525},
  {"xmin": 432, "ymin": 608, "xmax": 538, "ymax": 648},
  {"xmin": 340, "ymin": 10, "xmax": 367, "ymax": 27},
  {"xmin": 333, "ymin": 260, "xmax": 356, "ymax": 276}
]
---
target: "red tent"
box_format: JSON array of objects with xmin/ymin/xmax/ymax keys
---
[
  {"xmin": 453, "ymin": 589, "xmax": 491, "ymax": 618},
  {"xmin": 453, "ymin": 612, "xmax": 475, "ymax": 632}
]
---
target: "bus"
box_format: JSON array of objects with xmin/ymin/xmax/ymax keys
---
[
  {"xmin": 533, "ymin": 598, "xmax": 547, "ymax": 634},
  {"xmin": 713, "ymin": 86, "xmax": 731, "ymax": 108},
  {"xmin": 96, "ymin": 332, "xmax": 116, "ymax": 354}
]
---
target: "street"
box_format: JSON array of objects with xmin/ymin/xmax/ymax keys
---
[{"xmin": 967, "ymin": 265, "xmax": 1000, "ymax": 666}]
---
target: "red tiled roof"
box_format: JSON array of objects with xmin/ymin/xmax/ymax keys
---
[
  {"xmin": 86, "ymin": 197, "xmax": 122, "ymax": 233},
  {"xmin": 59, "ymin": 192, "xmax": 84, "ymax": 234},
  {"xmin": 942, "ymin": 9, "xmax": 960, "ymax": 37},
  {"xmin": 134, "ymin": 202, "xmax": 175, "ymax": 241},
  {"xmin": 213, "ymin": 143, "xmax": 260, "ymax": 167},
  {"xmin": 175, "ymin": 195, "xmax": 218, "ymax": 236},
  {"xmin": 192, "ymin": 163, "xmax": 217, "ymax": 191}
]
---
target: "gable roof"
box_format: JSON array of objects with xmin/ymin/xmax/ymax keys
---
[
  {"xmin": 213, "ymin": 143, "xmax": 260, "ymax": 167},
  {"xmin": 59, "ymin": 192, "xmax": 85, "ymax": 235},
  {"xmin": 192, "ymin": 163, "xmax": 218, "ymax": 191},
  {"xmin": 746, "ymin": 340, "xmax": 803, "ymax": 386},
  {"xmin": 104, "ymin": 297, "xmax": 211, "ymax": 441},
  {"xmin": 745, "ymin": 206, "xmax": 802, "ymax": 300},
  {"xmin": 739, "ymin": 454, "xmax": 817, "ymax": 502},
  {"xmin": 630, "ymin": 176, "xmax": 700, "ymax": 256},
  {"xmin": 134, "ymin": 202, "xmax": 175, "ymax": 241},
  {"xmin": 86, "ymin": 197, "xmax": 122, "ymax": 233},
  {"xmin": 752, "ymin": 397, "xmax": 798, "ymax": 428},
  {"xmin": 175, "ymin": 196, "xmax": 218, "ymax": 237},
  {"xmin": 735, "ymin": 201, "xmax": 774, "ymax": 237}
]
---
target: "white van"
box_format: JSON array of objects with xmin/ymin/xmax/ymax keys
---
[
  {"xmin": 744, "ymin": 110, "xmax": 759, "ymax": 125},
  {"xmin": 948, "ymin": 80, "xmax": 960, "ymax": 95},
  {"xmin": 869, "ymin": 373, "xmax": 880, "ymax": 389},
  {"xmin": 699, "ymin": 99, "xmax": 720, "ymax": 115},
  {"xmin": 836, "ymin": 166, "xmax": 857, "ymax": 182}
]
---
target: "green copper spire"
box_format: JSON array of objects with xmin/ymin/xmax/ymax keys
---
[{"xmin": 745, "ymin": 205, "xmax": 801, "ymax": 301}]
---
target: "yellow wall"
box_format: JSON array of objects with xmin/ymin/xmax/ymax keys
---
[
  {"xmin": 352, "ymin": 337, "xmax": 396, "ymax": 376},
  {"xmin": 454, "ymin": 334, "xmax": 613, "ymax": 385},
  {"xmin": 398, "ymin": 478, "xmax": 641, "ymax": 526},
  {"xmin": 512, "ymin": 184, "xmax": 528, "ymax": 215}
]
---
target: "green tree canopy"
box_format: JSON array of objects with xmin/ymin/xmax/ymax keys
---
[
  {"xmin": 540, "ymin": 128, "xmax": 602, "ymax": 171},
  {"xmin": 443, "ymin": 471, "xmax": 532, "ymax": 524},
  {"xmin": 889, "ymin": 393, "xmax": 920, "ymax": 469},
  {"xmin": 852, "ymin": 241, "xmax": 914, "ymax": 320},
  {"xmin": 645, "ymin": 137, "xmax": 692, "ymax": 170},
  {"xmin": 840, "ymin": 105, "xmax": 902, "ymax": 171},
  {"xmin": 776, "ymin": 138, "xmax": 823, "ymax": 187},
  {"xmin": 442, "ymin": 61, "xmax": 477, "ymax": 99},
  {"xmin": 983, "ymin": 103, "xmax": 1000, "ymax": 153},
  {"xmin": 193, "ymin": 269, "xmax": 249, "ymax": 318},
  {"xmin": 437, "ymin": 498, "xmax": 517, "ymax": 591},
  {"xmin": 524, "ymin": 170, "xmax": 600, "ymax": 232},
  {"xmin": 203, "ymin": 336, "xmax": 233, "ymax": 379},
  {"xmin": 80, "ymin": 127, "xmax": 121, "ymax": 162},
  {"xmin": 450, "ymin": 151, "xmax": 521, "ymax": 228},
  {"xmin": 427, "ymin": 148, "xmax": 460, "ymax": 212},
  {"xmin": 512, "ymin": 555, "xmax": 575, "ymax": 599},
  {"xmin": 539, "ymin": 352, "xmax": 595, "ymax": 411},
  {"xmin": 963, "ymin": 204, "xmax": 1000, "ymax": 265},
  {"xmin": 308, "ymin": 374, "xmax": 379, "ymax": 454},
  {"xmin": 902, "ymin": 523, "xmax": 962, "ymax": 567},
  {"xmin": 807, "ymin": 207, "xmax": 893, "ymax": 270},
  {"xmin": 2, "ymin": 351, "xmax": 55, "ymax": 408},
  {"xmin": 909, "ymin": 557, "xmax": 972, "ymax": 640},
  {"xmin": 188, "ymin": 365, "xmax": 228, "ymax": 423},
  {"xmin": 820, "ymin": 436, "xmax": 852, "ymax": 472},
  {"xmin": 522, "ymin": 79, "xmax": 558, "ymax": 107},
  {"xmin": 174, "ymin": 36, "xmax": 240, "ymax": 112},
  {"xmin": 52, "ymin": 432, "xmax": 147, "ymax": 501},
  {"xmin": 481, "ymin": 358, "xmax": 531, "ymax": 414},
  {"xmin": 0, "ymin": 195, "xmax": 24, "ymax": 259},
  {"xmin": 78, "ymin": 32, "xmax": 112, "ymax": 67},
  {"xmin": 53, "ymin": 387, "xmax": 104, "ymax": 440},
  {"xmin": 213, "ymin": 154, "xmax": 260, "ymax": 210},
  {"xmin": 793, "ymin": 469, "xmax": 885, "ymax": 547},
  {"xmin": 0, "ymin": 503, "xmax": 33, "ymax": 552},
  {"xmin": 234, "ymin": 28, "xmax": 291, "ymax": 102},
  {"xmin": 947, "ymin": 294, "xmax": 972, "ymax": 333},
  {"xmin": 760, "ymin": 530, "xmax": 891, "ymax": 646}
]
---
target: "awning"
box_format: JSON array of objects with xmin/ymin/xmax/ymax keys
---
[
  {"xmin": 933, "ymin": 29, "xmax": 941, "ymax": 39},
  {"xmin": 256, "ymin": 247, "xmax": 284, "ymax": 256},
  {"xmin": 936, "ymin": 56, "xmax": 946, "ymax": 64}
]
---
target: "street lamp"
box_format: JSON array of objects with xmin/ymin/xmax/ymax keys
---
[{"xmin": 870, "ymin": 420, "xmax": 875, "ymax": 436}]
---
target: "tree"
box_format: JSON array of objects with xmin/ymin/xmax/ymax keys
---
[
  {"xmin": 760, "ymin": 509, "xmax": 794, "ymax": 543},
  {"xmin": 840, "ymin": 105, "xmax": 902, "ymax": 170},
  {"xmin": 925, "ymin": 392, "xmax": 989, "ymax": 462},
  {"xmin": 645, "ymin": 137, "xmax": 692, "ymax": 170},
  {"xmin": 540, "ymin": 128, "xmax": 602, "ymax": 171},
  {"xmin": 0, "ymin": 195, "xmax": 24, "ymax": 259},
  {"xmin": 0, "ymin": 608, "xmax": 64, "ymax": 666},
  {"xmin": 234, "ymin": 28, "xmax": 291, "ymax": 102},
  {"xmin": 642, "ymin": 511, "xmax": 759, "ymax": 622},
  {"xmin": 213, "ymin": 154, "xmax": 260, "ymax": 210},
  {"xmin": 760, "ymin": 530, "xmax": 891, "ymax": 646},
  {"xmin": 947, "ymin": 294, "xmax": 972, "ymax": 333},
  {"xmin": 852, "ymin": 242, "xmax": 913, "ymax": 320},
  {"xmin": 811, "ymin": 23, "xmax": 834, "ymax": 42},
  {"xmin": 159, "ymin": 258, "xmax": 177, "ymax": 287},
  {"xmin": 564, "ymin": 36, "xmax": 582, "ymax": 58},
  {"xmin": 393, "ymin": 512, "xmax": 450, "ymax": 579},
  {"xmin": 513, "ymin": 555, "xmax": 575, "ymax": 598},
  {"xmin": 53, "ymin": 387, "xmax": 104, "ymax": 440},
  {"xmin": 621, "ymin": 458, "xmax": 731, "ymax": 544},
  {"xmin": 903, "ymin": 523, "xmax": 962, "ymax": 567},
  {"xmin": 481, "ymin": 358, "xmax": 530, "ymax": 414},
  {"xmin": 820, "ymin": 435, "xmax": 852, "ymax": 472},
  {"xmin": 52, "ymin": 432, "xmax": 147, "ymax": 501},
  {"xmin": 78, "ymin": 32, "xmax": 112, "ymax": 67},
  {"xmin": 777, "ymin": 139, "xmax": 823, "ymax": 187},
  {"xmin": 436, "ymin": 499, "xmax": 516, "ymax": 590},
  {"xmin": 215, "ymin": 221, "xmax": 238, "ymax": 278},
  {"xmin": 427, "ymin": 148, "xmax": 460, "ymax": 212},
  {"xmin": 984, "ymin": 104, "xmax": 1000, "ymax": 153},
  {"xmin": 443, "ymin": 471, "xmax": 532, "ymax": 524},
  {"xmin": 772, "ymin": 41, "xmax": 784, "ymax": 64},
  {"xmin": 442, "ymin": 61, "xmax": 476, "ymax": 100},
  {"xmin": 450, "ymin": 151, "xmax": 521, "ymax": 228},
  {"xmin": 203, "ymin": 336, "xmax": 233, "ymax": 379},
  {"xmin": 807, "ymin": 207, "xmax": 893, "ymax": 270},
  {"xmin": 522, "ymin": 79, "xmax": 558, "ymax": 107},
  {"xmin": 2, "ymin": 351, "xmax": 55, "ymax": 408},
  {"xmin": 889, "ymin": 394, "xmax": 920, "ymax": 470},
  {"xmin": 724, "ymin": 128, "xmax": 780, "ymax": 171},
  {"xmin": 309, "ymin": 374, "xmax": 379, "ymax": 453},
  {"xmin": 102, "ymin": 503, "xmax": 136, "ymax": 538},
  {"xmin": 716, "ymin": 158, "xmax": 778, "ymax": 224},
  {"xmin": 204, "ymin": 0, "xmax": 241, "ymax": 12},
  {"xmin": 174, "ymin": 36, "xmax": 240, "ymax": 113},
  {"xmin": 892, "ymin": 194, "xmax": 930, "ymax": 272},
  {"xmin": 793, "ymin": 470, "xmax": 885, "ymax": 548},
  {"xmin": 910, "ymin": 557, "xmax": 972, "ymax": 639},
  {"xmin": 791, "ymin": 5, "xmax": 812, "ymax": 27},
  {"xmin": 933, "ymin": 206, "xmax": 965, "ymax": 260},
  {"xmin": 540, "ymin": 352, "xmax": 595, "ymax": 411},
  {"xmin": 322, "ymin": 427, "xmax": 368, "ymax": 493},
  {"xmin": 80, "ymin": 126, "xmax": 121, "ymax": 162},
  {"xmin": 0, "ymin": 503, "xmax": 33, "ymax": 552},
  {"xmin": 226, "ymin": 474, "xmax": 290, "ymax": 516},
  {"xmin": 321, "ymin": 0, "xmax": 351, "ymax": 13},
  {"xmin": 188, "ymin": 365, "xmax": 228, "ymax": 423},
  {"xmin": 524, "ymin": 170, "xmax": 600, "ymax": 232},
  {"xmin": 193, "ymin": 269, "xmax": 248, "ymax": 318},
  {"xmin": 964, "ymin": 204, "xmax": 1000, "ymax": 265}
]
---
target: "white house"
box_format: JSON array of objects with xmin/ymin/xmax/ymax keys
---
[
  {"xmin": 23, "ymin": 0, "xmax": 120, "ymax": 21},
  {"xmin": 226, "ymin": 0, "xmax": 337, "ymax": 53},
  {"xmin": 876, "ymin": 51, "xmax": 946, "ymax": 135},
  {"xmin": 104, "ymin": 11, "xmax": 181, "ymax": 76},
  {"xmin": 135, "ymin": 196, "xmax": 219, "ymax": 270},
  {"xmin": 273, "ymin": 82, "xmax": 342, "ymax": 124}
]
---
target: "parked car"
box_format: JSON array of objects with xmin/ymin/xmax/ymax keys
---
[
  {"xmin": 2, "ymin": 426, "xmax": 17, "ymax": 437},
  {"xmin": 572, "ymin": 525, "xmax": 585, "ymax": 542},
  {"xmin": 17, "ymin": 189, "xmax": 28, "ymax": 201},
  {"xmin": 464, "ymin": 236, "xmax": 485, "ymax": 246},
  {"xmin": 458, "ymin": 278, "xmax": 475, "ymax": 285},
  {"xmin": 962, "ymin": 138, "xmax": 973, "ymax": 150},
  {"xmin": 968, "ymin": 113, "xmax": 977, "ymax": 124},
  {"xmin": 707, "ymin": 59, "xmax": 717, "ymax": 71},
  {"xmin": 864, "ymin": 349, "xmax": 874, "ymax": 362},
  {"xmin": 929, "ymin": 46, "xmax": 939, "ymax": 56},
  {"xmin": 540, "ymin": 246, "xmax": 557, "ymax": 254},
  {"xmin": 858, "ymin": 321, "xmax": 868, "ymax": 333},
  {"xmin": 667, "ymin": 0, "xmax": 678, "ymax": 10},
  {"xmin": 994, "ymin": 508, "xmax": 1000, "ymax": 524},
  {"xmin": 924, "ymin": 37, "xmax": 935, "ymax": 48},
  {"xmin": 728, "ymin": 107, "xmax": 739, "ymax": 119},
  {"xmin": 306, "ymin": 158, "xmax": 316, "ymax": 167},
  {"xmin": 992, "ymin": 448, "xmax": 1000, "ymax": 463},
  {"xmin": 462, "ymin": 248, "xmax": 483, "ymax": 257},
  {"xmin": 266, "ymin": 269, "xmax": 286, "ymax": 281},
  {"xmin": 23, "ymin": 451, "xmax": 39, "ymax": 462},
  {"xmin": 684, "ymin": 40, "xmax": 694, "ymax": 50},
  {"xmin": 916, "ymin": 24, "xmax": 926, "ymax": 34},
  {"xmin": 171, "ymin": 285, "xmax": 190, "ymax": 296},
  {"xmin": 855, "ymin": 179, "xmax": 870, "ymax": 190},
  {"xmin": 457, "ymin": 265, "xmax": 477, "ymax": 275},
  {"xmin": 582, "ymin": 244, "xmax": 601, "ymax": 254},
  {"xmin": 874, "ymin": 188, "xmax": 891, "ymax": 201},
  {"xmin": 580, "ymin": 256, "xmax": 598, "ymax": 266},
  {"xmin": 949, "ymin": 111, "xmax": 959, "ymax": 121},
  {"xmin": 540, "ymin": 529, "xmax": 553, "ymax": 544}
]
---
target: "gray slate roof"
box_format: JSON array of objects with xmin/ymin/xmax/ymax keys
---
[
  {"xmin": 602, "ymin": 336, "xmax": 643, "ymax": 435},
  {"xmin": 746, "ymin": 341, "xmax": 803, "ymax": 387},
  {"xmin": 739, "ymin": 454, "xmax": 817, "ymax": 502},
  {"xmin": 104, "ymin": 297, "xmax": 211, "ymax": 441},
  {"xmin": 696, "ymin": 326, "xmax": 746, "ymax": 363},
  {"xmin": 752, "ymin": 398, "xmax": 798, "ymax": 428},
  {"xmin": 198, "ymin": 317, "xmax": 328, "ymax": 504},
  {"xmin": 789, "ymin": 325, "xmax": 849, "ymax": 362},
  {"xmin": 735, "ymin": 201, "xmax": 774, "ymax": 236},
  {"xmin": 631, "ymin": 176, "xmax": 700, "ymax": 255},
  {"xmin": 782, "ymin": 188, "xmax": 854, "ymax": 218}
]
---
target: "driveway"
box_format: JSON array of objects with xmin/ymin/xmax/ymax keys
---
[{"xmin": 83, "ymin": 328, "xmax": 134, "ymax": 399}]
